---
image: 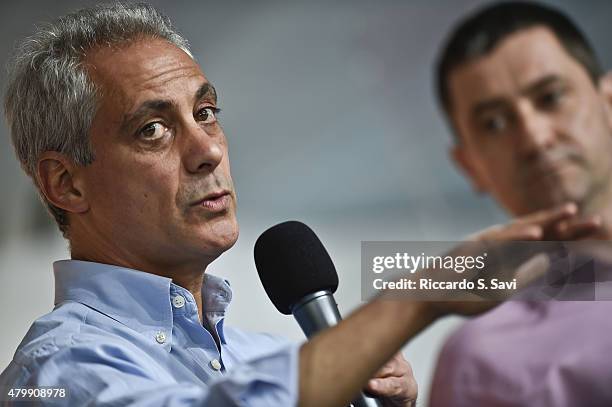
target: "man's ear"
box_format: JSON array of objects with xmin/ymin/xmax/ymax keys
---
[
  {"xmin": 450, "ymin": 144, "xmax": 489, "ymax": 194},
  {"xmin": 36, "ymin": 152, "xmax": 89, "ymax": 214},
  {"xmin": 598, "ymin": 71, "xmax": 612, "ymax": 127}
]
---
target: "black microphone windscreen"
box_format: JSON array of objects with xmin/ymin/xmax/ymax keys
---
[{"xmin": 254, "ymin": 221, "xmax": 339, "ymax": 315}]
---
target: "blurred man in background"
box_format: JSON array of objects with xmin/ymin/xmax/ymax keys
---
[{"xmin": 430, "ymin": 2, "xmax": 612, "ymax": 406}]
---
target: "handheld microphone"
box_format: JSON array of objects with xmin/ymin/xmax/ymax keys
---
[{"xmin": 254, "ymin": 221, "xmax": 382, "ymax": 407}]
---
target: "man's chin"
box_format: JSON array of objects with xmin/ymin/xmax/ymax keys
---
[
  {"xmin": 201, "ymin": 218, "xmax": 240, "ymax": 253},
  {"xmin": 519, "ymin": 186, "xmax": 590, "ymax": 214}
]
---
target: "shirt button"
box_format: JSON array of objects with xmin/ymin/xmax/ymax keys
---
[
  {"xmin": 172, "ymin": 295, "xmax": 185, "ymax": 308},
  {"xmin": 210, "ymin": 359, "xmax": 222, "ymax": 371},
  {"xmin": 155, "ymin": 331, "xmax": 167, "ymax": 344}
]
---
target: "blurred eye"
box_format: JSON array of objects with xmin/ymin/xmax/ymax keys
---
[
  {"xmin": 139, "ymin": 122, "xmax": 171, "ymax": 141},
  {"xmin": 196, "ymin": 106, "xmax": 220, "ymax": 124},
  {"xmin": 537, "ymin": 87, "xmax": 565, "ymax": 110},
  {"xmin": 481, "ymin": 114, "xmax": 508, "ymax": 133}
]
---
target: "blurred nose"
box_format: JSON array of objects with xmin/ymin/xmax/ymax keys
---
[
  {"xmin": 182, "ymin": 122, "xmax": 224, "ymax": 174},
  {"xmin": 515, "ymin": 102, "xmax": 556, "ymax": 159}
]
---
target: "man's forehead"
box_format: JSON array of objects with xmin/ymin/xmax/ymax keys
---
[
  {"xmin": 448, "ymin": 26, "xmax": 582, "ymax": 111},
  {"xmin": 84, "ymin": 38, "xmax": 207, "ymax": 106}
]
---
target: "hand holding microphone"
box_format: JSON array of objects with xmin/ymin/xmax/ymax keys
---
[{"xmin": 254, "ymin": 221, "xmax": 416, "ymax": 407}]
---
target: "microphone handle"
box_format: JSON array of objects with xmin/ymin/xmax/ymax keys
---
[{"xmin": 292, "ymin": 291, "xmax": 383, "ymax": 407}]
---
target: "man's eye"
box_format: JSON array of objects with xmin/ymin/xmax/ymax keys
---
[
  {"xmin": 196, "ymin": 107, "xmax": 220, "ymax": 124},
  {"xmin": 139, "ymin": 122, "xmax": 170, "ymax": 141},
  {"xmin": 537, "ymin": 88, "xmax": 565, "ymax": 110},
  {"xmin": 482, "ymin": 115, "xmax": 507, "ymax": 133}
]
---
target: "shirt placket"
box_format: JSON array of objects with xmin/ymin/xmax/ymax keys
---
[{"xmin": 170, "ymin": 287, "xmax": 226, "ymax": 378}]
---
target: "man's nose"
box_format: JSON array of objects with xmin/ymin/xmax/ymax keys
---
[
  {"xmin": 515, "ymin": 102, "xmax": 556, "ymax": 159},
  {"xmin": 182, "ymin": 122, "xmax": 224, "ymax": 173}
]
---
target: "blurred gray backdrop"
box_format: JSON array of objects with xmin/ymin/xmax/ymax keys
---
[{"xmin": 1, "ymin": 0, "xmax": 611, "ymax": 404}]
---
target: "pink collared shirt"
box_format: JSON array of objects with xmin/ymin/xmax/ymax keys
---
[{"xmin": 430, "ymin": 301, "xmax": 612, "ymax": 407}]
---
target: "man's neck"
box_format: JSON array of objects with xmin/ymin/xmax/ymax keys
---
[{"xmin": 70, "ymin": 236, "xmax": 210, "ymax": 324}]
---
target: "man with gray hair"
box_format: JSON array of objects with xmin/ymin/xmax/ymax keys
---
[
  {"xmin": 0, "ymin": 2, "xmax": 506, "ymax": 405},
  {"xmin": 0, "ymin": 3, "xmax": 422, "ymax": 406}
]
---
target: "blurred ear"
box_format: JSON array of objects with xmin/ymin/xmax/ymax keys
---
[
  {"xmin": 598, "ymin": 71, "xmax": 612, "ymax": 127},
  {"xmin": 450, "ymin": 144, "xmax": 489, "ymax": 193},
  {"xmin": 36, "ymin": 152, "xmax": 89, "ymax": 215}
]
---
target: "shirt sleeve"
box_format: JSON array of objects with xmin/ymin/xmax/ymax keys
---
[{"xmin": 2, "ymin": 337, "xmax": 299, "ymax": 407}]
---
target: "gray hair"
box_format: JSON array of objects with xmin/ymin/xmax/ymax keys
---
[{"xmin": 4, "ymin": 2, "xmax": 192, "ymax": 236}]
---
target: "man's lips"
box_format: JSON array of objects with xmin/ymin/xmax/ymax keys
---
[
  {"xmin": 191, "ymin": 190, "xmax": 232, "ymax": 211},
  {"xmin": 525, "ymin": 160, "xmax": 576, "ymax": 178},
  {"xmin": 522, "ymin": 149, "xmax": 584, "ymax": 177}
]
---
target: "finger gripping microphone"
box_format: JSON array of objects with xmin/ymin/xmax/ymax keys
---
[{"xmin": 254, "ymin": 221, "xmax": 382, "ymax": 407}]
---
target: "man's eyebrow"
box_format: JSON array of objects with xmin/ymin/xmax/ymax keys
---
[
  {"xmin": 471, "ymin": 98, "xmax": 508, "ymax": 118},
  {"xmin": 120, "ymin": 99, "xmax": 175, "ymax": 133},
  {"xmin": 522, "ymin": 74, "xmax": 565, "ymax": 96},
  {"xmin": 195, "ymin": 82, "xmax": 217, "ymax": 104},
  {"xmin": 470, "ymin": 75, "xmax": 564, "ymax": 119},
  {"xmin": 119, "ymin": 83, "xmax": 218, "ymax": 133}
]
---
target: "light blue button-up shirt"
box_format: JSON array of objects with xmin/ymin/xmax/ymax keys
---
[{"xmin": 0, "ymin": 260, "xmax": 299, "ymax": 406}]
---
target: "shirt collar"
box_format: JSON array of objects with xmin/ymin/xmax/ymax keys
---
[{"xmin": 53, "ymin": 260, "xmax": 233, "ymax": 345}]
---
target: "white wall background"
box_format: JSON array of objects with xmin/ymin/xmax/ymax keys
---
[{"xmin": 1, "ymin": 1, "xmax": 611, "ymax": 404}]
